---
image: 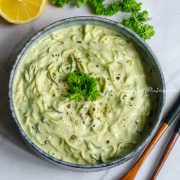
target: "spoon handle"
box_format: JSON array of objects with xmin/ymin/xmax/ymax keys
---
[
  {"xmin": 151, "ymin": 132, "xmax": 179, "ymax": 180},
  {"xmin": 120, "ymin": 123, "xmax": 168, "ymax": 180},
  {"xmin": 151, "ymin": 117, "xmax": 180, "ymax": 180}
]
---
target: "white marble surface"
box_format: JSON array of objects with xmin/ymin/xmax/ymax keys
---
[{"xmin": 0, "ymin": 0, "xmax": 180, "ymax": 180}]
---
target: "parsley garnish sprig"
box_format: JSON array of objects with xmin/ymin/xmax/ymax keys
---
[{"xmin": 67, "ymin": 72, "xmax": 100, "ymax": 101}]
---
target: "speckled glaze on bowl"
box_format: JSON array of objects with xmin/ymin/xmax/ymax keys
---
[{"xmin": 9, "ymin": 16, "xmax": 165, "ymax": 171}]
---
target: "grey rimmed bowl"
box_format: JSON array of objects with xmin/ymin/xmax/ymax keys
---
[{"xmin": 9, "ymin": 16, "xmax": 165, "ymax": 171}]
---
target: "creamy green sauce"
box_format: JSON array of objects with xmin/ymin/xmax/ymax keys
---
[{"xmin": 13, "ymin": 25, "xmax": 151, "ymax": 165}]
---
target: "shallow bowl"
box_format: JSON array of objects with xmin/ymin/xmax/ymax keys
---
[{"xmin": 9, "ymin": 16, "xmax": 165, "ymax": 171}]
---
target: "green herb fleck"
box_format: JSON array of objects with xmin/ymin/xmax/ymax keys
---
[{"xmin": 67, "ymin": 72, "xmax": 100, "ymax": 101}]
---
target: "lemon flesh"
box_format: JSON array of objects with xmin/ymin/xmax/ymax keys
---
[{"xmin": 0, "ymin": 0, "xmax": 46, "ymax": 24}]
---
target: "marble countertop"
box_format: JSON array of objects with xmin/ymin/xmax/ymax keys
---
[{"xmin": 0, "ymin": 0, "xmax": 180, "ymax": 180}]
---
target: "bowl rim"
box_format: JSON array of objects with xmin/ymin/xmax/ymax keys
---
[{"xmin": 9, "ymin": 16, "xmax": 166, "ymax": 170}]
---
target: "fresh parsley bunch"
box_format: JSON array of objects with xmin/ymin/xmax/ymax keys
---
[
  {"xmin": 67, "ymin": 72, "xmax": 100, "ymax": 101},
  {"xmin": 51, "ymin": 0, "xmax": 155, "ymax": 40}
]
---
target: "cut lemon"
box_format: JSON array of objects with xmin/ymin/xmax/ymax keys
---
[{"xmin": 0, "ymin": 0, "xmax": 46, "ymax": 24}]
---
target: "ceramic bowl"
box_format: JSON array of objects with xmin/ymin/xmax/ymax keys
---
[{"xmin": 9, "ymin": 16, "xmax": 165, "ymax": 171}]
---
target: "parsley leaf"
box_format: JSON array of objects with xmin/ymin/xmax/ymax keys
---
[
  {"xmin": 51, "ymin": 0, "xmax": 71, "ymax": 7},
  {"xmin": 67, "ymin": 72, "xmax": 100, "ymax": 101},
  {"xmin": 132, "ymin": 10, "xmax": 149, "ymax": 22},
  {"xmin": 91, "ymin": 0, "xmax": 121, "ymax": 16},
  {"xmin": 120, "ymin": 0, "xmax": 142, "ymax": 12},
  {"xmin": 77, "ymin": 0, "xmax": 89, "ymax": 7},
  {"xmin": 122, "ymin": 11, "xmax": 155, "ymax": 40}
]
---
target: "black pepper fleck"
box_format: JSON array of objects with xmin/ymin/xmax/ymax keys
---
[
  {"xmin": 44, "ymin": 140, "xmax": 49, "ymax": 145},
  {"xmin": 123, "ymin": 95, "xmax": 127, "ymax": 98},
  {"xmin": 71, "ymin": 135, "xmax": 77, "ymax": 140}
]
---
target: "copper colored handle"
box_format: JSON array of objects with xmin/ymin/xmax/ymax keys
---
[
  {"xmin": 120, "ymin": 123, "xmax": 168, "ymax": 180},
  {"xmin": 151, "ymin": 132, "xmax": 179, "ymax": 180}
]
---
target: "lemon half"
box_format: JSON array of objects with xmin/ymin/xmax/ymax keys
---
[{"xmin": 0, "ymin": 0, "xmax": 46, "ymax": 24}]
